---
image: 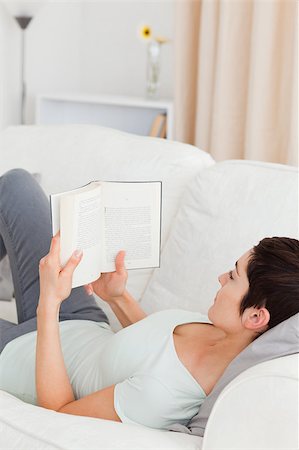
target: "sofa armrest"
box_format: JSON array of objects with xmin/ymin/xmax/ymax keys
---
[{"xmin": 202, "ymin": 354, "xmax": 298, "ymax": 450}]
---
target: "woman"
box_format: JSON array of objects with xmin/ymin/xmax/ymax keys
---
[{"xmin": 0, "ymin": 169, "xmax": 298, "ymax": 430}]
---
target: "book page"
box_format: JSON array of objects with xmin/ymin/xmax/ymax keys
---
[
  {"xmin": 50, "ymin": 193, "xmax": 62, "ymax": 236},
  {"xmin": 59, "ymin": 183, "xmax": 103, "ymax": 288},
  {"xmin": 101, "ymin": 182, "xmax": 161, "ymax": 272},
  {"xmin": 50, "ymin": 181, "xmax": 101, "ymax": 236}
]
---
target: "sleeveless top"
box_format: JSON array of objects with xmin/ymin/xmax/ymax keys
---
[{"xmin": 0, "ymin": 309, "xmax": 212, "ymax": 430}]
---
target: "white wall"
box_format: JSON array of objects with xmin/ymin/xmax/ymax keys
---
[
  {"xmin": 0, "ymin": 2, "xmax": 21, "ymax": 128},
  {"xmin": 0, "ymin": 0, "xmax": 175, "ymax": 127}
]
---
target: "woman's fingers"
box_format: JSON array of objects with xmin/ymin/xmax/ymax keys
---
[
  {"xmin": 115, "ymin": 250, "xmax": 126, "ymax": 274},
  {"xmin": 49, "ymin": 231, "xmax": 61, "ymax": 260},
  {"xmin": 60, "ymin": 250, "xmax": 83, "ymax": 278}
]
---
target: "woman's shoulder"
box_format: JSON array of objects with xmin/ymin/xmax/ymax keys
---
[{"xmin": 148, "ymin": 308, "xmax": 211, "ymax": 325}]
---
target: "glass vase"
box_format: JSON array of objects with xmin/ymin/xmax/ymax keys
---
[{"xmin": 146, "ymin": 41, "xmax": 161, "ymax": 99}]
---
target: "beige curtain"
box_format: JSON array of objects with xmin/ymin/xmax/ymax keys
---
[{"xmin": 174, "ymin": 0, "xmax": 298, "ymax": 166}]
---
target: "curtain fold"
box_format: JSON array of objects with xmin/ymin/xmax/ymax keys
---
[{"xmin": 174, "ymin": 0, "xmax": 298, "ymax": 166}]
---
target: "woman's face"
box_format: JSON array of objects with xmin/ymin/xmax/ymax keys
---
[{"xmin": 208, "ymin": 250, "xmax": 252, "ymax": 334}]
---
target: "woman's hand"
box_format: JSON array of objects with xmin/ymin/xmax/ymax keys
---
[
  {"xmin": 84, "ymin": 250, "xmax": 128, "ymax": 303},
  {"xmin": 38, "ymin": 232, "xmax": 83, "ymax": 309}
]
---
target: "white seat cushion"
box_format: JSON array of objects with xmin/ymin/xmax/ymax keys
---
[{"xmin": 0, "ymin": 390, "xmax": 202, "ymax": 450}]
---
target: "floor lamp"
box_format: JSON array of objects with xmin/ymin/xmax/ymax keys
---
[
  {"xmin": 2, "ymin": 1, "xmax": 44, "ymax": 125},
  {"xmin": 16, "ymin": 15, "xmax": 33, "ymax": 125}
]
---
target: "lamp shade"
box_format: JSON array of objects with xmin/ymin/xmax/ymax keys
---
[{"xmin": 2, "ymin": 1, "xmax": 44, "ymax": 19}]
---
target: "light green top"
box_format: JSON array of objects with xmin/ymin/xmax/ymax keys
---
[{"xmin": 0, "ymin": 309, "xmax": 211, "ymax": 430}]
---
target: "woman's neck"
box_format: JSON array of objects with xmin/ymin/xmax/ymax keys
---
[{"xmin": 213, "ymin": 330, "xmax": 254, "ymax": 359}]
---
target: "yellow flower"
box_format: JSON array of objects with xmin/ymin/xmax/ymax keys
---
[{"xmin": 139, "ymin": 25, "xmax": 152, "ymax": 41}]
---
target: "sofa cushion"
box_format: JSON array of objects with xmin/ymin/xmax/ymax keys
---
[
  {"xmin": 141, "ymin": 160, "xmax": 298, "ymax": 315},
  {"xmin": 140, "ymin": 159, "xmax": 298, "ymax": 436},
  {"xmin": 0, "ymin": 390, "xmax": 202, "ymax": 450},
  {"xmin": 0, "ymin": 125, "xmax": 214, "ymax": 327}
]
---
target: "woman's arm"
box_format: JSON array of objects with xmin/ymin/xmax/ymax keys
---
[
  {"xmin": 36, "ymin": 303, "xmax": 75, "ymax": 410},
  {"xmin": 58, "ymin": 384, "xmax": 121, "ymax": 422},
  {"xmin": 36, "ymin": 234, "xmax": 122, "ymax": 419},
  {"xmin": 85, "ymin": 251, "xmax": 147, "ymax": 328},
  {"xmin": 108, "ymin": 290, "xmax": 147, "ymax": 328},
  {"xmin": 36, "ymin": 302, "xmax": 121, "ymax": 421},
  {"xmin": 36, "ymin": 232, "xmax": 82, "ymax": 410}
]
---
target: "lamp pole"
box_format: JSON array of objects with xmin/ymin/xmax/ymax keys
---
[{"xmin": 14, "ymin": 16, "xmax": 33, "ymax": 125}]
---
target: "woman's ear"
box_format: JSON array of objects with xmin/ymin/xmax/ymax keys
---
[{"xmin": 244, "ymin": 307, "xmax": 270, "ymax": 332}]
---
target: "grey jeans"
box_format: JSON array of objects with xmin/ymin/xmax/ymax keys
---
[{"xmin": 0, "ymin": 169, "xmax": 109, "ymax": 353}]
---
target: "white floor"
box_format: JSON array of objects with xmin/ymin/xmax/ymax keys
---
[{"xmin": 0, "ymin": 298, "xmax": 17, "ymax": 323}]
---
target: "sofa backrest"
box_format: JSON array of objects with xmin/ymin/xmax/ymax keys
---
[
  {"xmin": 141, "ymin": 160, "xmax": 298, "ymax": 315},
  {"xmin": 0, "ymin": 125, "xmax": 214, "ymax": 308}
]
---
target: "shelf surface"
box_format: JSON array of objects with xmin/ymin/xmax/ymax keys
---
[{"xmin": 37, "ymin": 93, "xmax": 174, "ymax": 110}]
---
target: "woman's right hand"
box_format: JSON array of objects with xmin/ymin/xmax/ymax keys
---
[{"xmin": 84, "ymin": 250, "xmax": 128, "ymax": 303}]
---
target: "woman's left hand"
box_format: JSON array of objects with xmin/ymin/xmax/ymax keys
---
[{"xmin": 38, "ymin": 232, "xmax": 83, "ymax": 309}]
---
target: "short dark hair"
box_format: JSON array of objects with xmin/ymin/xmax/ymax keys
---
[{"xmin": 239, "ymin": 237, "xmax": 299, "ymax": 331}]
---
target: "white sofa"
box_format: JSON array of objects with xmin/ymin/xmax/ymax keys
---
[{"xmin": 0, "ymin": 125, "xmax": 298, "ymax": 450}]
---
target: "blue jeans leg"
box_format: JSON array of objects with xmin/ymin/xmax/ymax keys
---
[{"xmin": 0, "ymin": 169, "xmax": 109, "ymax": 351}]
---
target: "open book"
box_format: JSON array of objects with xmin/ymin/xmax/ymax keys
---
[{"xmin": 50, "ymin": 181, "xmax": 162, "ymax": 288}]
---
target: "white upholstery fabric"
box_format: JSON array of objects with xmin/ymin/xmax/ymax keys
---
[
  {"xmin": 0, "ymin": 125, "xmax": 213, "ymax": 329},
  {"xmin": 0, "ymin": 390, "xmax": 202, "ymax": 450},
  {"xmin": 141, "ymin": 160, "xmax": 298, "ymax": 315},
  {"xmin": 0, "ymin": 126, "xmax": 297, "ymax": 450},
  {"xmin": 0, "ymin": 125, "xmax": 213, "ymax": 250},
  {"xmin": 202, "ymin": 354, "xmax": 299, "ymax": 450}
]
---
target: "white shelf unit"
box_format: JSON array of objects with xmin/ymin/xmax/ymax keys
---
[{"xmin": 36, "ymin": 93, "xmax": 174, "ymax": 139}]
